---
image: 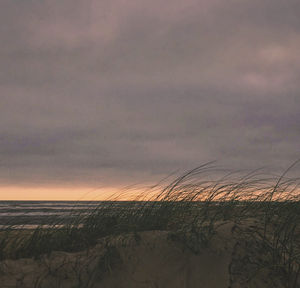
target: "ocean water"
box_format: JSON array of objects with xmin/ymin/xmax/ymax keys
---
[
  {"xmin": 0, "ymin": 201, "xmax": 108, "ymax": 229},
  {"xmin": 0, "ymin": 201, "xmax": 161, "ymax": 229}
]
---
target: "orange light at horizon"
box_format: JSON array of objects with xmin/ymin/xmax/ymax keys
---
[
  {"xmin": 0, "ymin": 186, "xmax": 131, "ymax": 201},
  {"xmin": 1, "ymin": 183, "xmax": 299, "ymax": 202}
]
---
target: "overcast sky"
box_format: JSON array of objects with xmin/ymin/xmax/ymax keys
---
[{"xmin": 0, "ymin": 0, "xmax": 300, "ymax": 198}]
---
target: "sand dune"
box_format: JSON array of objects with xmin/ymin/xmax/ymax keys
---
[{"xmin": 0, "ymin": 221, "xmax": 290, "ymax": 288}]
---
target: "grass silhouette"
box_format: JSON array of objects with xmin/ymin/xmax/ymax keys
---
[{"xmin": 0, "ymin": 162, "xmax": 300, "ymax": 287}]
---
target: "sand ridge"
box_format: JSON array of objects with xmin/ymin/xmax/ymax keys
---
[{"xmin": 0, "ymin": 222, "xmax": 288, "ymax": 288}]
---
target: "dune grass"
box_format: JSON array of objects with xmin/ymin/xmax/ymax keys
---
[{"xmin": 1, "ymin": 162, "xmax": 300, "ymax": 287}]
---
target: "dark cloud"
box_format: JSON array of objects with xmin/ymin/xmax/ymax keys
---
[{"xmin": 0, "ymin": 0, "xmax": 300, "ymax": 191}]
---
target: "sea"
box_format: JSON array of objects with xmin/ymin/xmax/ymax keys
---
[{"xmin": 0, "ymin": 201, "xmax": 125, "ymax": 229}]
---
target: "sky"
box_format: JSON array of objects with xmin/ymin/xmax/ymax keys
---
[{"xmin": 0, "ymin": 0, "xmax": 300, "ymax": 200}]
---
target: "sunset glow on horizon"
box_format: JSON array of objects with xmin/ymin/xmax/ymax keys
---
[{"xmin": 0, "ymin": 186, "xmax": 124, "ymax": 201}]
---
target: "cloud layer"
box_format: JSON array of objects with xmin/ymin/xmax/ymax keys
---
[{"xmin": 1, "ymin": 0, "xmax": 300, "ymax": 190}]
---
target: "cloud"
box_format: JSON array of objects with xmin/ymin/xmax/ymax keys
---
[{"xmin": 0, "ymin": 0, "xmax": 300, "ymax": 190}]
